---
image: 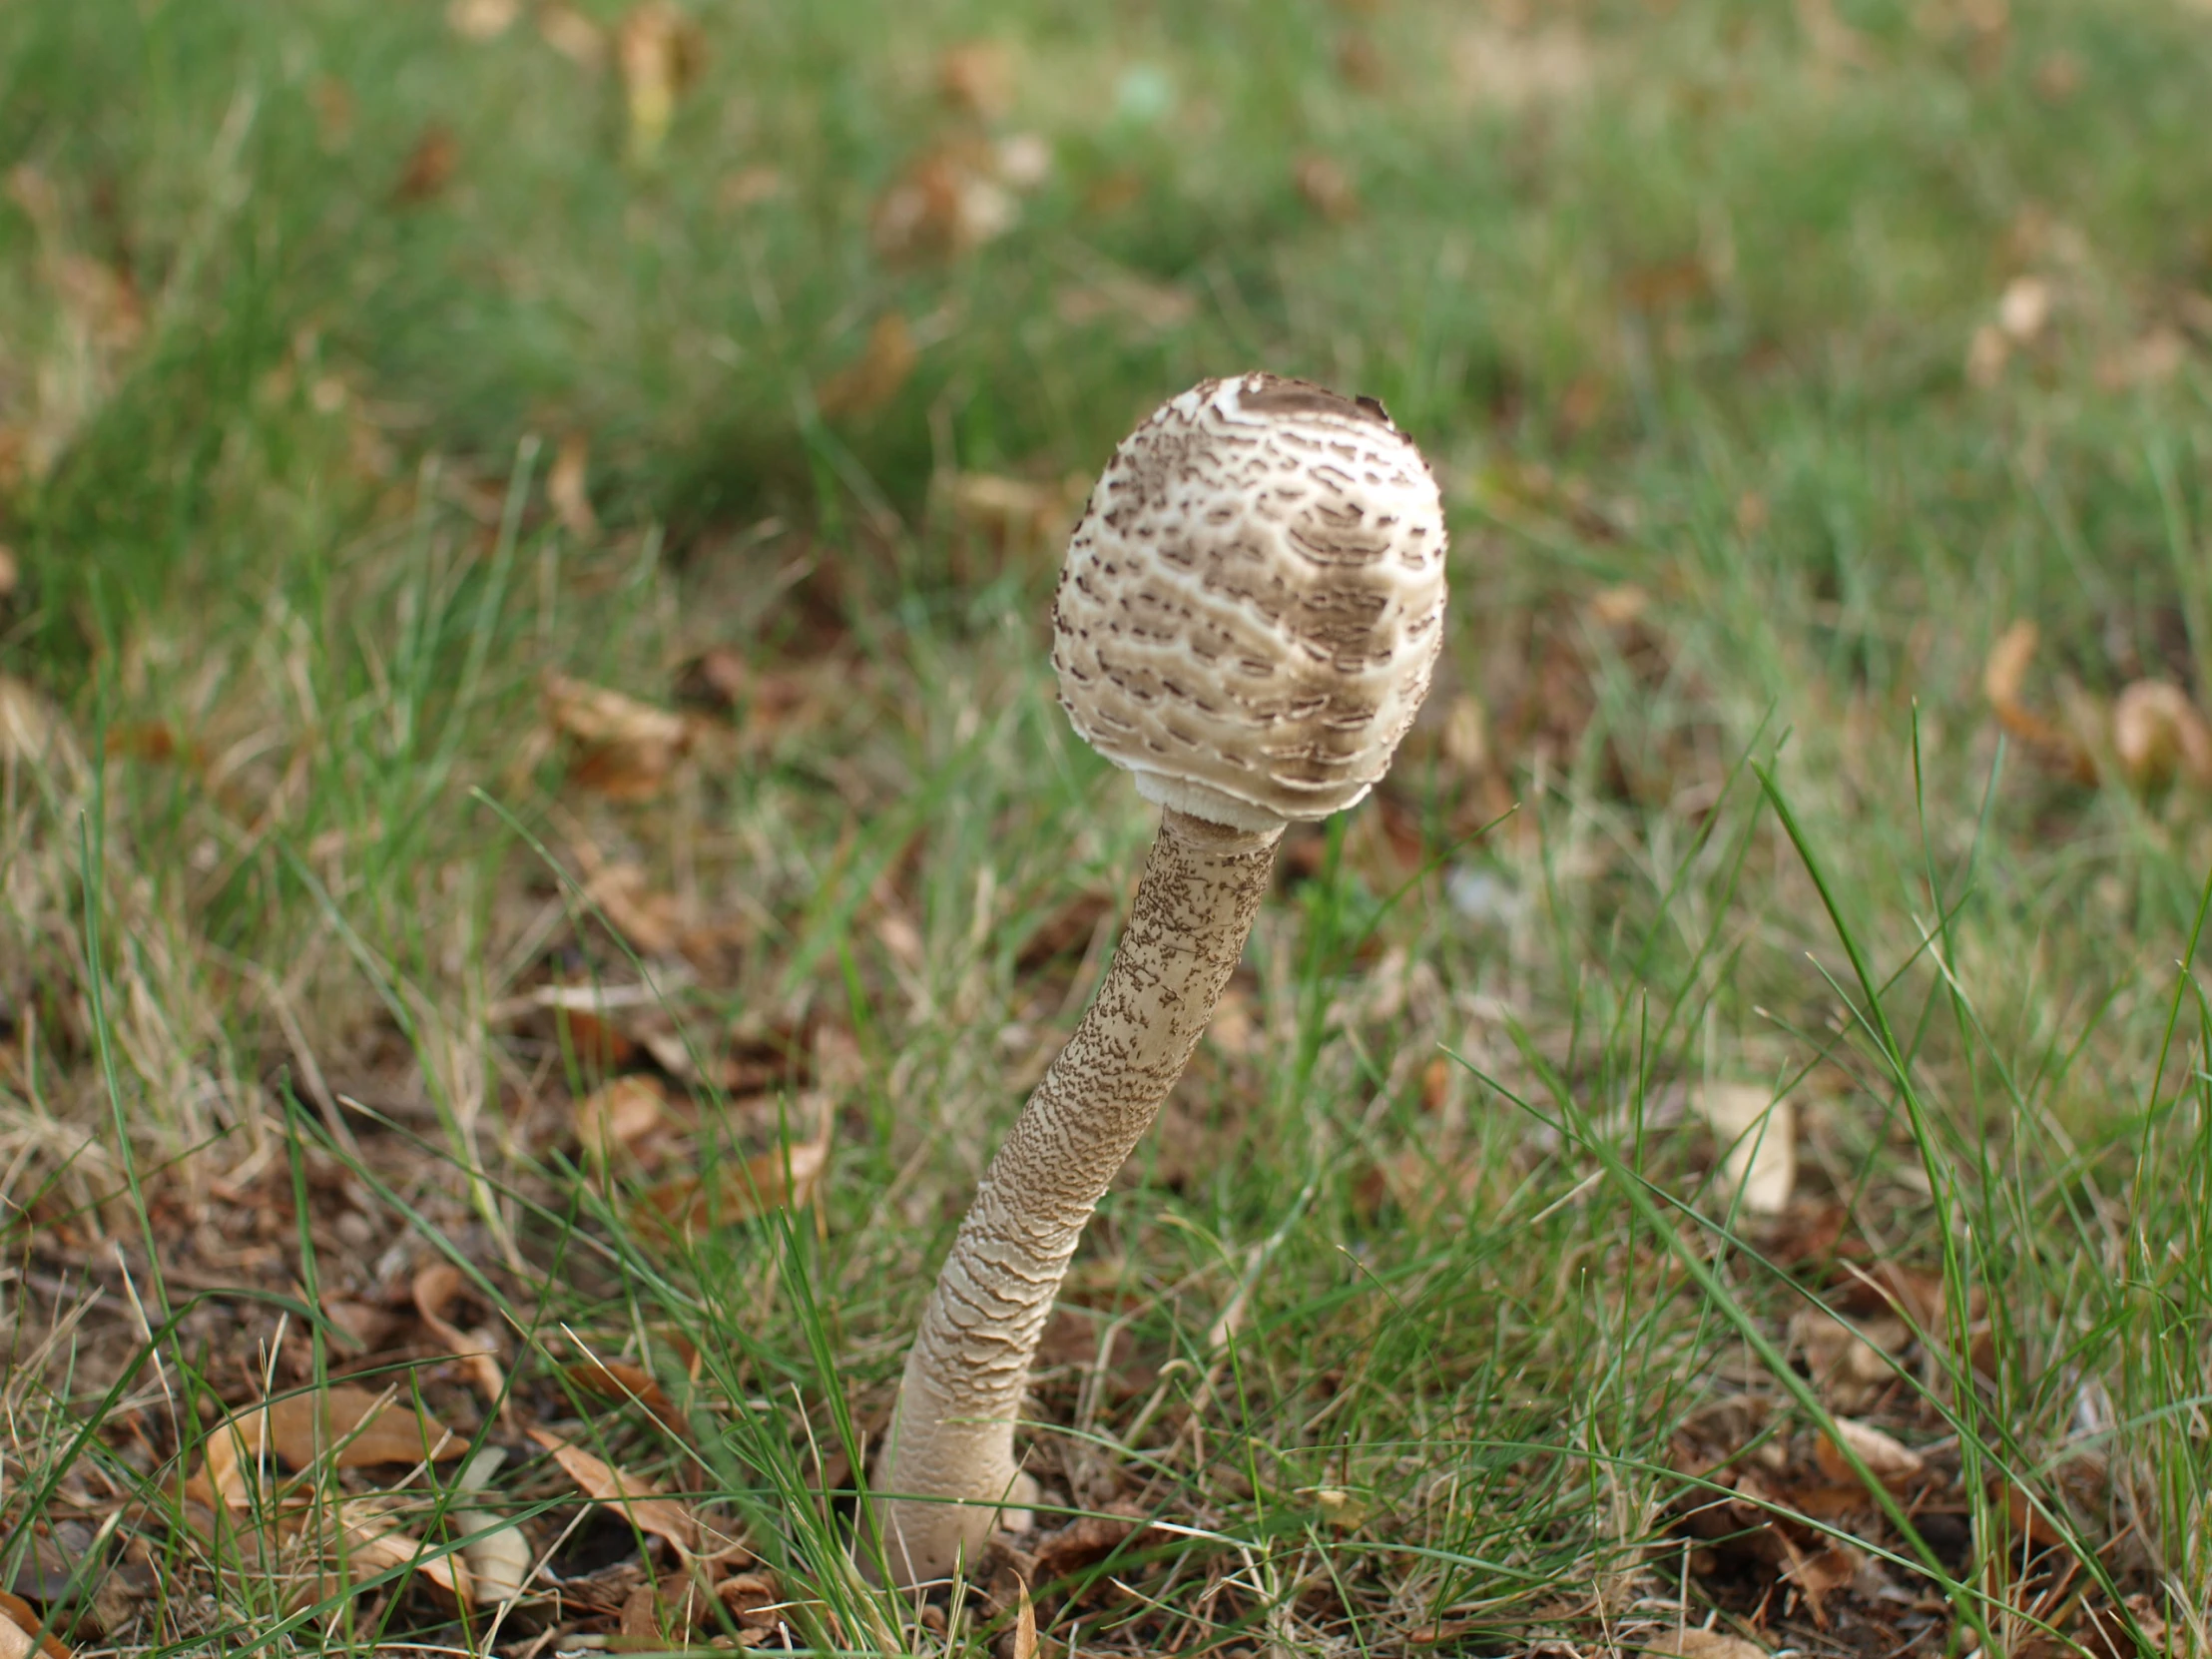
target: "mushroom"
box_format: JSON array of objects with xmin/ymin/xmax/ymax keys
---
[{"xmin": 871, "ymin": 372, "xmax": 1448, "ymax": 1587}]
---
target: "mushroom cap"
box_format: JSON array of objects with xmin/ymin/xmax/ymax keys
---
[{"xmin": 1051, "ymin": 373, "xmax": 1449, "ymax": 830}]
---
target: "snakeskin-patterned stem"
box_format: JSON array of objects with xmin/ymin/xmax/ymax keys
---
[{"xmin": 870, "ymin": 809, "xmax": 1281, "ymax": 1586}]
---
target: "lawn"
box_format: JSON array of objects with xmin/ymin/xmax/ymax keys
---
[{"xmin": 3, "ymin": 0, "xmax": 2212, "ymax": 1654}]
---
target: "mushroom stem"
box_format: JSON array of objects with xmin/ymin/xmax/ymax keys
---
[{"xmin": 872, "ymin": 807, "xmax": 1282, "ymax": 1586}]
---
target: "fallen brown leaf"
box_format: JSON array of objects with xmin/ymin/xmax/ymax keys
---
[
  {"xmin": 816, "ymin": 313, "xmax": 920, "ymax": 418},
  {"xmin": 549, "ymin": 432, "xmax": 601, "ymax": 539},
  {"xmin": 393, "ymin": 125, "xmax": 460, "ymax": 204},
  {"xmin": 719, "ymin": 164, "xmax": 785, "ymax": 211},
  {"xmin": 942, "ymin": 472, "xmax": 1085, "ymax": 556},
  {"xmin": 336, "ymin": 1495, "xmax": 472, "ymax": 1600},
  {"xmin": 528, "ymin": 1427, "xmax": 703, "ymax": 1555},
  {"xmin": 566, "ymin": 1358, "xmax": 688, "ymax": 1438},
  {"xmin": 716, "ymin": 1568, "xmax": 782, "ymax": 1631},
  {"xmin": 585, "ymin": 860, "xmax": 684, "ymax": 954},
  {"xmin": 413, "ymin": 1262, "xmax": 507, "ymax": 1406},
  {"xmin": 1656, "ymin": 1628, "xmax": 1770, "ymax": 1659},
  {"xmin": 1450, "ymin": 23, "xmax": 1594, "ymax": 109},
  {"xmin": 456, "ymin": 1505, "xmax": 533, "ymax": 1605},
  {"xmin": 103, "ymin": 722, "xmax": 208, "ymax": 771},
  {"xmin": 619, "ymin": 1569, "xmax": 706, "ymax": 1648},
  {"xmin": 2111, "ymin": 680, "xmax": 2212, "ymax": 789},
  {"xmin": 203, "ymin": 1385, "xmax": 461, "ymax": 1504},
  {"xmin": 1983, "ymin": 621, "xmax": 2096, "ymax": 783},
  {"xmin": 1999, "ymin": 275, "xmax": 2053, "ymax": 342},
  {"xmin": 870, "ymin": 148, "xmax": 1015, "ymax": 261},
  {"xmin": 617, "ymin": 2, "xmax": 705, "ymax": 161},
  {"xmin": 446, "ymin": 0, "xmax": 520, "ymax": 39},
  {"xmin": 939, "ymin": 40, "xmax": 1015, "ymax": 118},
  {"xmin": 1053, "ymin": 272, "xmax": 1195, "ymax": 332},
  {"xmin": 539, "ymin": 1, "xmax": 608, "ymax": 67},
  {"xmin": 576, "ymin": 1074, "xmax": 674, "ymax": 1167},
  {"xmin": 1789, "ymin": 1309, "xmax": 1906, "ymax": 1412},
  {"xmin": 321, "ymin": 1296, "xmax": 404, "ymax": 1352},
  {"xmin": 1030, "ymin": 1509, "xmax": 1147, "ymax": 1579},
  {"xmin": 1814, "ymin": 1416, "xmax": 1926, "ymax": 1486},
  {"xmin": 0, "ymin": 1592, "xmax": 70, "ymax": 1659},
  {"xmin": 634, "ymin": 1101, "xmax": 831, "ymax": 1234},
  {"xmin": 544, "ymin": 671, "xmax": 693, "ymax": 800},
  {"xmin": 1294, "ymin": 153, "xmax": 1359, "ymax": 220},
  {"xmin": 1695, "ymin": 1084, "xmax": 1796, "ymax": 1215},
  {"xmin": 1012, "ymin": 1582, "xmax": 1039, "ymax": 1659}
]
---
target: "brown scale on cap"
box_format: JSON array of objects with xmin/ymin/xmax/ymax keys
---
[{"xmin": 1051, "ymin": 372, "xmax": 1449, "ymax": 830}]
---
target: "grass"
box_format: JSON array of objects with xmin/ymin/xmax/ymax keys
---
[{"xmin": 4, "ymin": 0, "xmax": 2212, "ymax": 1653}]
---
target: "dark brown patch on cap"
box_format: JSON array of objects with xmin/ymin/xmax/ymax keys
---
[{"xmin": 1238, "ymin": 375, "xmax": 1391, "ymax": 428}]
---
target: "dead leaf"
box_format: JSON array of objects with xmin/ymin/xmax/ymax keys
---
[
  {"xmin": 1029, "ymin": 1509, "xmax": 1147, "ymax": 1579},
  {"xmin": 1797, "ymin": 0, "xmax": 1873, "ymax": 66},
  {"xmin": 1450, "ymin": 23, "xmax": 1594, "ymax": 109},
  {"xmin": 203, "ymin": 1385, "xmax": 460, "ymax": 1504},
  {"xmin": 1814, "ymin": 1417, "xmax": 1925, "ymax": 1486},
  {"xmin": 393, "ymin": 125, "xmax": 460, "ymax": 204},
  {"xmin": 456, "ymin": 1507, "xmax": 533, "ymax": 1604},
  {"xmin": 447, "ymin": 0, "xmax": 520, "ymax": 40},
  {"xmin": 528, "ymin": 1427, "xmax": 702, "ymax": 1555},
  {"xmin": 717, "ymin": 1569, "xmax": 781, "ymax": 1627},
  {"xmin": 1789, "ymin": 1309, "xmax": 1907, "ymax": 1411},
  {"xmin": 1983, "ymin": 621, "xmax": 2096, "ymax": 782},
  {"xmin": 549, "ymin": 433, "xmax": 600, "ymax": 538},
  {"xmin": 2033, "ymin": 50, "xmax": 2082, "ymax": 101},
  {"xmin": 539, "ymin": 1, "xmax": 608, "ymax": 67},
  {"xmin": 1995, "ymin": 1481, "xmax": 2067, "ymax": 1552},
  {"xmin": 1999, "ymin": 275, "xmax": 2053, "ymax": 342},
  {"xmin": 2096, "ymin": 327, "xmax": 2189, "ymax": 391},
  {"xmin": 719, "ymin": 165, "xmax": 786, "ymax": 211},
  {"xmin": 584, "ymin": 860, "xmax": 683, "ymax": 953},
  {"xmin": 634, "ymin": 1101, "xmax": 830, "ymax": 1234},
  {"xmin": 0, "ymin": 1593, "xmax": 70, "ymax": 1659},
  {"xmin": 321, "ymin": 1296, "xmax": 403, "ymax": 1352},
  {"xmin": 103, "ymin": 722, "xmax": 207, "ymax": 771},
  {"xmin": 942, "ymin": 472, "xmax": 1085, "ymax": 559},
  {"xmin": 576, "ymin": 1074, "xmax": 673, "ymax": 1166},
  {"xmin": 816, "ymin": 313, "xmax": 919, "ymax": 418},
  {"xmin": 1206, "ymin": 986, "xmax": 1256, "ymax": 1057},
  {"xmin": 1314, "ymin": 1488, "xmax": 1370, "ymax": 1529},
  {"xmin": 312, "ymin": 77, "xmax": 355, "ymax": 148},
  {"xmin": 1052, "ymin": 272, "xmax": 1195, "ymax": 332},
  {"xmin": 1337, "ymin": 31, "xmax": 1385, "ymax": 89},
  {"xmin": 1012, "ymin": 1582, "xmax": 1038, "ymax": 1659},
  {"xmin": 544, "ymin": 672, "xmax": 693, "ymax": 800},
  {"xmin": 939, "ymin": 40, "xmax": 1015, "ymax": 118},
  {"xmin": 617, "ymin": 2, "xmax": 705, "ymax": 162},
  {"xmin": 997, "ymin": 132, "xmax": 1051, "ymax": 189},
  {"xmin": 566, "ymin": 1358, "xmax": 688, "ymax": 1437},
  {"xmin": 870, "ymin": 149, "xmax": 1016, "ymax": 260},
  {"xmin": 1294, "ymin": 153, "xmax": 1359, "ymax": 220},
  {"xmin": 618, "ymin": 1569, "xmax": 706, "ymax": 1648},
  {"xmin": 413, "ymin": 1263, "xmax": 507, "ymax": 1405},
  {"xmin": 2111, "ymin": 680, "xmax": 2212, "ymax": 788},
  {"xmin": 1966, "ymin": 321, "xmax": 2011, "ymax": 387},
  {"xmin": 1695, "ymin": 1084, "xmax": 1796, "ymax": 1215},
  {"xmin": 1656, "ymin": 1629, "xmax": 1770, "ymax": 1659},
  {"xmin": 337, "ymin": 1495, "xmax": 472, "ymax": 1600},
  {"xmin": 50, "ymin": 254, "xmax": 143, "ymax": 352}
]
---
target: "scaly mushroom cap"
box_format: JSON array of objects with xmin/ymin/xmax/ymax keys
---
[{"xmin": 1051, "ymin": 373, "xmax": 1449, "ymax": 831}]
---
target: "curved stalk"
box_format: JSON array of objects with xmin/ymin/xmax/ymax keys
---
[{"xmin": 871, "ymin": 807, "xmax": 1282, "ymax": 1586}]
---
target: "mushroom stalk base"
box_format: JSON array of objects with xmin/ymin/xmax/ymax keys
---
[{"xmin": 870, "ymin": 809, "xmax": 1283, "ymax": 1588}]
